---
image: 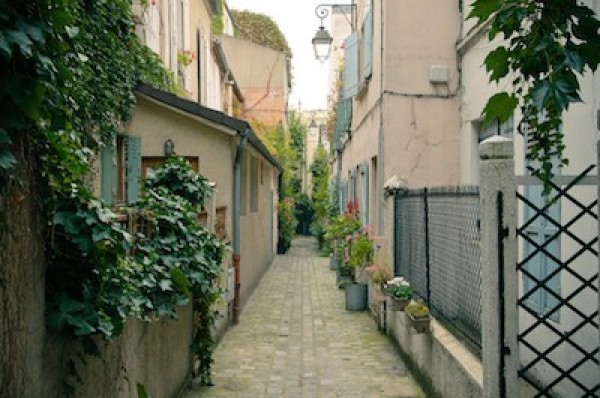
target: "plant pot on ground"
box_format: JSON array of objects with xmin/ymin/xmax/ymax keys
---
[{"xmin": 345, "ymin": 283, "xmax": 368, "ymax": 311}]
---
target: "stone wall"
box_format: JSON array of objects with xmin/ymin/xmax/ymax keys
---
[{"xmin": 386, "ymin": 303, "xmax": 483, "ymax": 398}]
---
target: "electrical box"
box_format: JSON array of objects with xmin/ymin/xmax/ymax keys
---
[{"xmin": 429, "ymin": 65, "xmax": 449, "ymax": 84}]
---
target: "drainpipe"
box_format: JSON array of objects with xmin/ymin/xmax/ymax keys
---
[{"xmin": 232, "ymin": 128, "xmax": 249, "ymax": 324}]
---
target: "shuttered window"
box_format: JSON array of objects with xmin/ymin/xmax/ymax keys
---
[
  {"xmin": 101, "ymin": 135, "xmax": 118, "ymax": 205},
  {"xmin": 126, "ymin": 136, "xmax": 142, "ymax": 203},
  {"xmin": 343, "ymin": 32, "xmax": 360, "ymax": 99}
]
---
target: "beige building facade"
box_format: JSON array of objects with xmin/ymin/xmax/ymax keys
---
[{"xmin": 332, "ymin": 0, "xmax": 461, "ymax": 261}]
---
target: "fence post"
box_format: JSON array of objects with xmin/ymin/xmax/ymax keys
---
[
  {"xmin": 423, "ymin": 188, "xmax": 431, "ymax": 303},
  {"xmin": 479, "ymin": 136, "xmax": 519, "ymax": 398}
]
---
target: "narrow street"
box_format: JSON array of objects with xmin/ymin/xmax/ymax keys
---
[{"xmin": 184, "ymin": 236, "xmax": 424, "ymax": 397}]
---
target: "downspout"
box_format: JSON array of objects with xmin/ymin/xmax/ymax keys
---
[
  {"xmin": 377, "ymin": 0, "xmax": 385, "ymax": 236},
  {"xmin": 232, "ymin": 128, "xmax": 249, "ymax": 324}
]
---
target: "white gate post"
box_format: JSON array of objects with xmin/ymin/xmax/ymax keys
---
[{"xmin": 479, "ymin": 136, "xmax": 519, "ymax": 398}]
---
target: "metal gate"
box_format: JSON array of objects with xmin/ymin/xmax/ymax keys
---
[{"xmin": 515, "ymin": 165, "xmax": 599, "ymax": 397}]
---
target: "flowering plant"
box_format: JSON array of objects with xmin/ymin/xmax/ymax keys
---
[
  {"xmin": 177, "ymin": 50, "xmax": 196, "ymax": 67},
  {"xmin": 365, "ymin": 263, "xmax": 393, "ymax": 285},
  {"xmin": 405, "ymin": 298, "xmax": 430, "ymax": 319},
  {"xmin": 384, "ymin": 276, "xmax": 413, "ymax": 300},
  {"xmin": 346, "ymin": 229, "xmax": 373, "ymax": 268}
]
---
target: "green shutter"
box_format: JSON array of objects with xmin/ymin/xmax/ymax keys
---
[
  {"xmin": 101, "ymin": 136, "xmax": 117, "ymax": 205},
  {"xmin": 126, "ymin": 136, "xmax": 142, "ymax": 204},
  {"xmin": 343, "ymin": 32, "xmax": 360, "ymax": 99},
  {"xmin": 363, "ymin": 7, "xmax": 373, "ymax": 79}
]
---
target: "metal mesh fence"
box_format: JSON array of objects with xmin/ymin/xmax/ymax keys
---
[{"xmin": 394, "ymin": 186, "xmax": 482, "ymax": 356}]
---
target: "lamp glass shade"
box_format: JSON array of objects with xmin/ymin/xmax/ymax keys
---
[{"xmin": 312, "ymin": 27, "xmax": 333, "ymax": 62}]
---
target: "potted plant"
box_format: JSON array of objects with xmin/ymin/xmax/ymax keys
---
[
  {"xmin": 324, "ymin": 208, "xmax": 361, "ymax": 271},
  {"xmin": 365, "ymin": 263, "xmax": 393, "ymax": 303},
  {"xmin": 384, "ymin": 276, "xmax": 413, "ymax": 311},
  {"xmin": 405, "ymin": 298, "xmax": 432, "ymax": 333},
  {"xmin": 343, "ymin": 225, "xmax": 374, "ymax": 311}
]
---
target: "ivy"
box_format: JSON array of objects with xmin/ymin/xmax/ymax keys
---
[
  {"xmin": 468, "ymin": 0, "xmax": 600, "ymax": 193},
  {"xmin": 1, "ymin": 0, "xmax": 221, "ymax": 393}
]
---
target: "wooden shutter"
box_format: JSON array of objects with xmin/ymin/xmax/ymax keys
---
[
  {"xmin": 101, "ymin": 136, "xmax": 117, "ymax": 205},
  {"xmin": 126, "ymin": 136, "xmax": 142, "ymax": 204},
  {"xmin": 363, "ymin": 7, "xmax": 373, "ymax": 79},
  {"xmin": 343, "ymin": 32, "xmax": 359, "ymax": 99}
]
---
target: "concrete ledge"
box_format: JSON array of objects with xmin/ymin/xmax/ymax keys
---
[{"xmin": 387, "ymin": 309, "xmax": 483, "ymax": 398}]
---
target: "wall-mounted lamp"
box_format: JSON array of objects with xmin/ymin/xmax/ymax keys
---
[
  {"xmin": 312, "ymin": 3, "xmax": 356, "ymax": 62},
  {"xmin": 164, "ymin": 139, "xmax": 175, "ymax": 157}
]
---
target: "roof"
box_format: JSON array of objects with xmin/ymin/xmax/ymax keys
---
[{"xmin": 135, "ymin": 83, "xmax": 283, "ymax": 173}]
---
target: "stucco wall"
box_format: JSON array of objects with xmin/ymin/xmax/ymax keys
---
[
  {"xmin": 42, "ymin": 306, "xmax": 193, "ymax": 398},
  {"xmin": 239, "ymin": 146, "xmax": 278, "ymax": 306}
]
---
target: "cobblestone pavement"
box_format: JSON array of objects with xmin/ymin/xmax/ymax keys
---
[{"xmin": 183, "ymin": 236, "xmax": 424, "ymax": 398}]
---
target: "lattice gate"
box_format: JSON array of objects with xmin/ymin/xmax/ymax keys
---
[{"xmin": 515, "ymin": 165, "xmax": 599, "ymax": 397}]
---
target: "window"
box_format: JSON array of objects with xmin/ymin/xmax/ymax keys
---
[
  {"xmin": 101, "ymin": 135, "xmax": 142, "ymax": 206},
  {"xmin": 477, "ymin": 114, "xmax": 514, "ymax": 142},
  {"xmin": 523, "ymin": 129, "xmax": 561, "ymax": 322},
  {"xmin": 250, "ymin": 156, "xmax": 259, "ymax": 212},
  {"xmin": 196, "ymin": 29, "xmax": 202, "ymax": 104}
]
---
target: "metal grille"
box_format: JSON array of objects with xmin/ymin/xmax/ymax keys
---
[
  {"xmin": 516, "ymin": 165, "xmax": 599, "ymax": 397},
  {"xmin": 394, "ymin": 186, "xmax": 482, "ymax": 355}
]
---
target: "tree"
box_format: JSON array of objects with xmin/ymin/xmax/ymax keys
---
[
  {"xmin": 230, "ymin": 10, "xmax": 292, "ymax": 59},
  {"xmin": 469, "ymin": 0, "xmax": 600, "ymax": 192}
]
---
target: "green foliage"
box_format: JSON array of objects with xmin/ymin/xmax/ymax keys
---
[
  {"xmin": 405, "ymin": 298, "xmax": 430, "ymax": 319},
  {"xmin": 251, "ymin": 119, "xmax": 304, "ymax": 252},
  {"xmin": 468, "ymin": 0, "xmax": 600, "ymax": 193},
  {"xmin": 1, "ymin": 0, "xmax": 218, "ymax": 392},
  {"xmin": 384, "ymin": 277, "xmax": 414, "ymax": 301},
  {"xmin": 230, "ymin": 9, "xmax": 292, "ymax": 59},
  {"xmin": 211, "ymin": 0, "xmax": 224, "ymax": 35},
  {"xmin": 324, "ymin": 213, "xmax": 362, "ymax": 257},
  {"xmin": 347, "ymin": 231, "xmax": 374, "ymax": 269},
  {"xmin": 310, "ymin": 145, "xmax": 330, "ymax": 248},
  {"xmin": 278, "ymin": 196, "xmax": 297, "ymax": 251}
]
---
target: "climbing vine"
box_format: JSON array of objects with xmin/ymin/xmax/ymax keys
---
[
  {"xmin": 1, "ymin": 0, "xmax": 222, "ymax": 393},
  {"xmin": 468, "ymin": 0, "xmax": 600, "ymax": 192}
]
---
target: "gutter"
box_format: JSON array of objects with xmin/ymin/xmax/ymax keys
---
[{"xmin": 232, "ymin": 128, "xmax": 249, "ymax": 324}]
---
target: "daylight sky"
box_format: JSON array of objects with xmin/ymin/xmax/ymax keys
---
[{"xmin": 226, "ymin": 0, "xmax": 331, "ymax": 111}]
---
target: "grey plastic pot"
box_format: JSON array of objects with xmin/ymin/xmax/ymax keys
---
[{"xmin": 345, "ymin": 283, "xmax": 368, "ymax": 311}]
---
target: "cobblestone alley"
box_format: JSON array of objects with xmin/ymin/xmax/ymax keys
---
[{"xmin": 184, "ymin": 236, "xmax": 424, "ymax": 397}]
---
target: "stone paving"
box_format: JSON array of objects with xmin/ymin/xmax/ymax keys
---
[{"xmin": 183, "ymin": 236, "xmax": 424, "ymax": 398}]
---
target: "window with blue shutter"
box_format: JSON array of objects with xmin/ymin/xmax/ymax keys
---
[
  {"xmin": 363, "ymin": 5, "xmax": 373, "ymax": 79},
  {"xmin": 101, "ymin": 135, "xmax": 117, "ymax": 205},
  {"xmin": 126, "ymin": 136, "xmax": 141, "ymax": 204},
  {"xmin": 343, "ymin": 32, "xmax": 360, "ymax": 99}
]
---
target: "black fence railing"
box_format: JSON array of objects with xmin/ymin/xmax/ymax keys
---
[
  {"xmin": 516, "ymin": 165, "xmax": 599, "ymax": 397},
  {"xmin": 394, "ymin": 186, "xmax": 482, "ymax": 356}
]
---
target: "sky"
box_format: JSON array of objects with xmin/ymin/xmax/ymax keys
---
[{"xmin": 226, "ymin": 0, "xmax": 331, "ymax": 111}]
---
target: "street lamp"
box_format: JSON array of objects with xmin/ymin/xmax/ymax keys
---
[{"xmin": 311, "ymin": 3, "xmax": 356, "ymax": 62}]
